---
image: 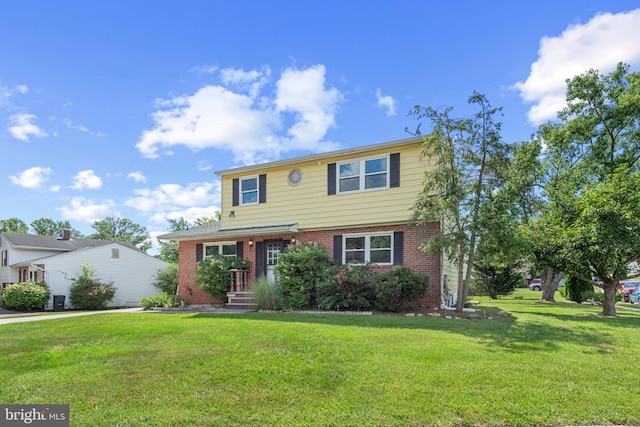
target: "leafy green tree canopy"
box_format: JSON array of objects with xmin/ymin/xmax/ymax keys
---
[
  {"xmin": 30, "ymin": 218, "xmax": 83, "ymax": 237},
  {"xmin": 0, "ymin": 218, "xmax": 28, "ymax": 234},
  {"xmin": 88, "ymin": 217, "xmax": 151, "ymax": 252}
]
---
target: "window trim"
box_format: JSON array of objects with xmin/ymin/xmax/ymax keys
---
[
  {"xmin": 336, "ymin": 154, "xmax": 390, "ymax": 195},
  {"xmin": 204, "ymin": 241, "xmax": 238, "ymax": 258},
  {"xmin": 342, "ymin": 232, "xmax": 394, "ymax": 265},
  {"xmin": 239, "ymin": 175, "xmax": 259, "ymax": 206}
]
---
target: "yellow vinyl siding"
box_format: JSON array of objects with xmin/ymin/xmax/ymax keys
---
[{"xmin": 220, "ymin": 141, "xmax": 433, "ymax": 231}]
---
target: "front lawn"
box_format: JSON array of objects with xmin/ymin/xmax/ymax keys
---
[{"xmin": 1, "ymin": 289, "xmax": 638, "ymax": 426}]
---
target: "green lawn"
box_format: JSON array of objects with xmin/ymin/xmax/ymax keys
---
[{"xmin": 1, "ymin": 289, "xmax": 639, "ymax": 426}]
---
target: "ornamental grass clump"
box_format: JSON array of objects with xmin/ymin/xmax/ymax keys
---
[{"xmin": 250, "ymin": 276, "xmax": 281, "ymax": 310}]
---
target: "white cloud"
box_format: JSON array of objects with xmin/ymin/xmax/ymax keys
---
[
  {"xmin": 9, "ymin": 166, "xmax": 53, "ymax": 189},
  {"xmin": 15, "ymin": 85, "xmax": 29, "ymax": 94},
  {"xmin": 275, "ymin": 65, "xmax": 342, "ymax": 153},
  {"xmin": 376, "ymin": 89, "xmax": 396, "ymax": 117},
  {"xmin": 8, "ymin": 113, "xmax": 48, "ymax": 141},
  {"xmin": 149, "ymin": 206, "xmax": 220, "ymax": 224},
  {"xmin": 514, "ymin": 9, "xmax": 640, "ymax": 125},
  {"xmin": 197, "ymin": 160, "xmax": 212, "ymax": 171},
  {"xmin": 125, "ymin": 181, "xmax": 220, "ymax": 213},
  {"xmin": 58, "ymin": 197, "xmax": 119, "ymax": 223},
  {"xmin": 127, "ymin": 171, "xmax": 147, "ymax": 183},
  {"xmin": 72, "ymin": 169, "xmax": 103, "ymax": 190},
  {"xmin": 136, "ymin": 64, "xmax": 342, "ymax": 165},
  {"xmin": 63, "ymin": 119, "xmax": 89, "ymax": 132}
]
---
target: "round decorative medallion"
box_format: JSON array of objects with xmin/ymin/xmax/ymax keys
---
[{"xmin": 288, "ymin": 169, "xmax": 303, "ymax": 186}]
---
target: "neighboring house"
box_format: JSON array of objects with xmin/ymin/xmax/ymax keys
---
[
  {"xmin": 159, "ymin": 136, "xmax": 458, "ymax": 308},
  {"xmin": 0, "ymin": 231, "xmax": 168, "ymax": 309}
]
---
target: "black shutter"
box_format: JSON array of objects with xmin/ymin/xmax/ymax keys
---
[
  {"xmin": 390, "ymin": 153, "xmax": 400, "ymax": 188},
  {"xmin": 393, "ymin": 231, "xmax": 403, "ymax": 265},
  {"xmin": 232, "ymin": 178, "xmax": 239, "ymax": 206},
  {"xmin": 259, "ymin": 174, "xmax": 267, "ymax": 203},
  {"xmin": 255, "ymin": 241, "xmax": 264, "ymax": 278},
  {"xmin": 236, "ymin": 241, "xmax": 244, "ymax": 259},
  {"xmin": 327, "ymin": 163, "xmax": 336, "ymax": 195},
  {"xmin": 333, "ymin": 235, "xmax": 342, "ymax": 264},
  {"xmin": 196, "ymin": 244, "xmax": 203, "ymax": 262}
]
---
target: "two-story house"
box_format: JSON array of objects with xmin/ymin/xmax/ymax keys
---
[
  {"xmin": 159, "ymin": 136, "xmax": 457, "ymax": 309},
  {"xmin": 0, "ymin": 231, "xmax": 169, "ymax": 309}
]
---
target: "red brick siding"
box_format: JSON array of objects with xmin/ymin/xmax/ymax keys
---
[{"xmin": 177, "ymin": 222, "xmax": 442, "ymax": 308}]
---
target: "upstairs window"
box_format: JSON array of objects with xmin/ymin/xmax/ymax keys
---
[
  {"xmin": 329, "ymin": 153, "xmax": 399, "ymax": 195},
  {"xmin": 240, "ymin": 176, "xmax": 257, "ymax": 205},
  {"xmin": 338, "ymin": 155, "xmax": 389, "ymax": 194},
  {"xmin": 232, "ymin": 174, "xmax": 267, "ymax": 206}
]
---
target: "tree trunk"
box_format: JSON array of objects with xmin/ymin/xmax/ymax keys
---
[
  {"xmin": 540, "ymin": 267, "xmax": 564, "ymax": 302},
  {"xmin": 601, "ymin": 284, "xmax": 617, "ymax": 316}
]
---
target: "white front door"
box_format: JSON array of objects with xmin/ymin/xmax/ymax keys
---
[{"xmin": 265, "ymin": 241, "xmax": 283, "ymax": 281}]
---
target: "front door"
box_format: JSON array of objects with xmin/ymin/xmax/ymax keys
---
[{"xmin": 265, "ymin": 241, "xmax": 283, "ymax": 281}]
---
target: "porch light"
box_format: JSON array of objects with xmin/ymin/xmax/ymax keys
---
[
  {"xmin": 249, "ymin": 239, "xmax": 253, "ymax": 247},
  {"xmin": 291, "ymin": 236, "xmax": 296, "ymax": 244}
]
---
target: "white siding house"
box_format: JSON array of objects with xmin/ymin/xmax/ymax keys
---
[{"xmin": 1, "ymin": 232, "xmax": 169, "ymax": 309}]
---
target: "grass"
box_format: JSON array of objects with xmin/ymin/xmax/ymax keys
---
[{"xmin": 1, "ymin": 288, "xmax": 639, "ymax": 426}]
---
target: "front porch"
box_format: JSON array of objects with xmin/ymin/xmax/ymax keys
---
[{"xmin": 226, "ymin": 269, "xmax": 257, "ymax": 309}]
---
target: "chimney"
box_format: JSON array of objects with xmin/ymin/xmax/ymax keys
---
[{"xmin": 60, "ymin": 229, "xmax": 71, "ymax": 241}]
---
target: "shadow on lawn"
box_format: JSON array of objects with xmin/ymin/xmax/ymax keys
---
[{"xmin": 186, "ymin": 303, "xmax": 627, "ymax": 355}]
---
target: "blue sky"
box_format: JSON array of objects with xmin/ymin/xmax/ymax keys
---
[{"xmin": 2, "ymin": 1, "xmax": 640, "ymax": 252}]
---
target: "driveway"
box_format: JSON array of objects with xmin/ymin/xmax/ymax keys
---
[{"xmin": 0, "ymin": 307, "xmax": 143, "ymax": 325}]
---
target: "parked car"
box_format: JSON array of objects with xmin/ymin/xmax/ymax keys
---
[
  {"xmin": 629, "ymin": 287, "xmax": 640, "ymax": 304},
  {"xmin": 529, "ymin": 278, "xmax": 542, "ymax": 291},
  {"xmin": 619, "ymin": 281, "xmax": 640, "ymax": 302}
]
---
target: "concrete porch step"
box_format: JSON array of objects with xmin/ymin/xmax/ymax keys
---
[{"xmin": 226, "ymin": 291, "xmax": 257, "ymax": 310}]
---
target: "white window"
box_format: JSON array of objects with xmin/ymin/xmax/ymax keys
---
[
  {"xmin": 343, "ymin": 233, "xmax": 393, "ymax": 265},
  {"xmin": 204, "ymin": 242, "xmax": 238, "ymax": 258},
  {"xmin": 337, "ymin": 155, "xmax": 389, "ymax": 194},
  {"xmin": 240, "ymin": 176, "xmax": 258, "ymax": 205}
]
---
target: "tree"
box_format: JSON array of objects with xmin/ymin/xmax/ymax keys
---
[
  {"xmin": 0, "ymin": 218, "xmax": 28, "ymax": 234},
  {"xmin": 534, "ymin": 165, "xmax": 640, "ymax": 316},
  {"xmin": 157, "ymin": 217, "xmax": 219, "ymax": 263},
  {"xmin": 471, "ymin": 259, "xmax": 520, "ymax": 299},
  {"xmin": 411, "ymin": 92, "xmax": 510, "ymax": 312},
  {"xmin": 30, "ymin": 218, "xmax": 83, "ymax": 237},
  {"xmin": 533, "ymin": 63, "xmax": 640, "ymax": 316},
  {"xmin": 88, "ymin": 217, "xmax": 151, "ymax": 252}
]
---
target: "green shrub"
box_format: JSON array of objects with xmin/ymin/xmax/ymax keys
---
[
  {"xmin": 140, "ymin": 292, "xmax": 180, "ymax": 309},
  {"xmin": 153, "ymin": 264, "xmax": 178, "ymax": 295},
  {"xmin": 0, "ymin": 281, "xmax": 50, "ymax": 311},
  {"xmin": 250, "ymin": 276, "xmax": 281, "ymax": 310},
  {"xmin": 375, "ymin": 267, "xmax": 428, "ymax": 312},
  {"xmin": 69, "ymin": 262, "xmax": 117, "ymax": 310},
  {"xmin": 317, "ymin": 263, "xmax": 378, "ymax": 311},
  {"xmin": 564, "ymin": 276, "xmax": 594, "ymax": 304},
  {"xmin": 196, "ymin": 255, "xmax": 251, "ymax": 301},
  {"xmin": 471, "ymin": 260, "xmax": 520, "ymax": 299},
  {"xmin": 275, "ymin": 242, "xmax": 336, "ymax": 310}
]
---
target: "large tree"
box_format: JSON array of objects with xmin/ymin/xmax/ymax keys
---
[
  {"xmin": 534, "ymin": 63, "xmax": 640, "ymax": 316},
  {"xmin": 0, "ymin": 218, "xmax": 28, "ymax": 234},
  {"xmin": 411, "ymin": 92, "xmax": 511, "ymax": 312},
  {"xmin": 88, "ymin": 217, "xmax": 151, "ymax": 252},
  {"xmin": 157, "ymin": 217, "xmax": 219, "ymax": 263},
  {"xmin": 30, "ymin": 218, "xmax": 83, "ymax": 237}
]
